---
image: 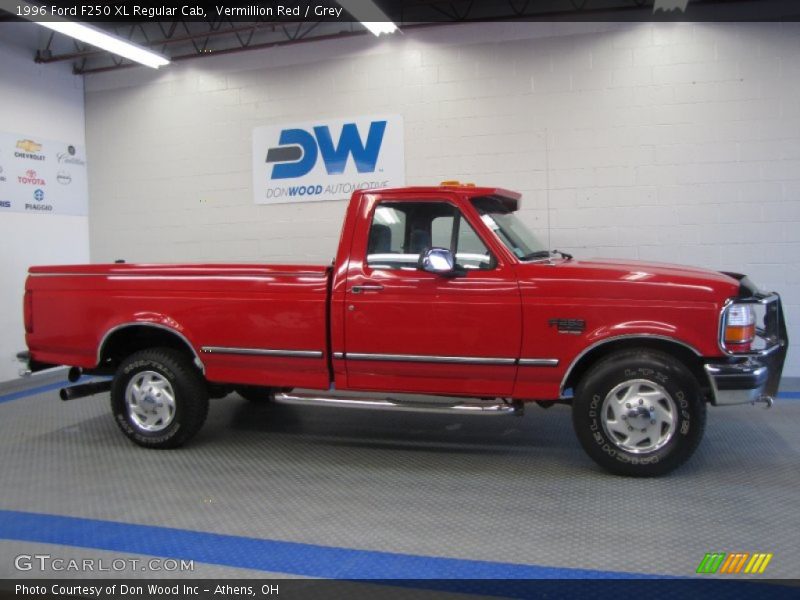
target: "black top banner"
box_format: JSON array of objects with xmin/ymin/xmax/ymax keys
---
[{"xmin": 2, "ymin": 0, "xmax": 800, "ymax": 23}]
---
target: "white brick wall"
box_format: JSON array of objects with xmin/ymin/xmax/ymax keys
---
[{"xmin": 85, "ymin": 22, "xmax": 800, "ymax": 376}]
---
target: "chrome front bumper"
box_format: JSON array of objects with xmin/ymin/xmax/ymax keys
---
[
  {"xmin": 705, "ymin": 361, "xmax": 773, "ymax": 407},
  {"xmin": 707, "ymin": 288, "xmax": 788, "ymax": 407}
]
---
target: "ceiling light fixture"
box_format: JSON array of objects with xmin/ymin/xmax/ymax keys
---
[
  {"xmin": 337, "ymin": 1, "xmax": 398, "ymax": 36},
  {"xmin": 37, "ymin": 21, "xmax": 170, "ymax": 69}
]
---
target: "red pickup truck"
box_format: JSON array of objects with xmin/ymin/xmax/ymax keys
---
[{"xmin": 21, "ymin": 183, "xmax": 787, "ymax": 476}]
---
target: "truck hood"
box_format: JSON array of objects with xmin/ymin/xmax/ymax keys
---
[{"xmin": 516, "ymin": 257, "xmax": 739, "ymax": 304}]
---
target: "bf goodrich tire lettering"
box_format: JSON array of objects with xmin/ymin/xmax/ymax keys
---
[
  {"xmin": 572, "ymin": 350, "xmax": 706, "ymax": 477},
  {"xmin": 111, "ymin": 348, "xmax": 209, "ymax": 449}
]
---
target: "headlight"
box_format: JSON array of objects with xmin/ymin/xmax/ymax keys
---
[{"xmin": 724, "ymin": 303, "xmax": 756, "ymax": 347}]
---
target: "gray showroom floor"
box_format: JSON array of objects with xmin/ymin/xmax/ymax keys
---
[{"xmin": 0, "ymin": 374, "xmax": 798, "ymax": 579}]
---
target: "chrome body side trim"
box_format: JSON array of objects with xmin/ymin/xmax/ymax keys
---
[
  {"xmin": 98, "ymin": 322, "xmax": 205, "ymax": 372},
  {"xmin": 201, "ymin": 346, "xmax": 323, "ymax": 359},
  {"xmin": 518, "ymin": 358, "xmax": 559, "ymax": 367},
  {"xmin": 337, "ymin": 353, "xmax": 557, "ymax": 366},
  {"xmin": 559, "ymin": 334, "xmax": 703, "ymax": 395},
  {"xmin": 344, "ymin": 353, "xmax": 516, "ymax": 366}
]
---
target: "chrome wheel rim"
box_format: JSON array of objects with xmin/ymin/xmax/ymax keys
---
[
  {"xmin": 600, "ymin": 379, "xmax": 677, "ymax": 454},
  {"xmin": 125, "ymin": 371, "xmax": 176, "ymax": 433}
]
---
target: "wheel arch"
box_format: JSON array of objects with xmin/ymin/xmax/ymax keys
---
[
  {"xmin": 98, "ymin": 323, "xmax": 204, "ymax": 373},
  {"xmin": 560, "ymin": 335, "xmax": 709, "ymax": 398}
]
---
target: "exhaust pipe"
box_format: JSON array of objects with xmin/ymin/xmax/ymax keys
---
[
  {"xmin": 68, "ymin": 367, "xmax": 82, "ymax": 383},
  {"xmin": 60, "ymin": 380, "xmax": 111, "ymax": 401}
]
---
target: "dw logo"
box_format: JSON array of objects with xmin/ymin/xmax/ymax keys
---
[
  {"xmin": 266, "ymin": 120, "xmax": 387, "ymax": 180},
  {"xmin": 252, "ymin": 114, "xmax": 404, "ymax": 204}
]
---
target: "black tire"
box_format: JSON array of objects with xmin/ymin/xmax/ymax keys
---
[
  {"xmin": 572, "ymin": 350, "xmax": 706, "ymax": 477},
  {"xmin": 236, "ymin": 386, "xmax": 292, "ymax": 403},
  {"xmin": 111, "ymin": 348, "xmax": 209, "ymax": 449}
]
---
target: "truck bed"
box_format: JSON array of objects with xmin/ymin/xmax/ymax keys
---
[{"xmin": 25, "ymin": 263, "xmax": 332, "ymax": 389}]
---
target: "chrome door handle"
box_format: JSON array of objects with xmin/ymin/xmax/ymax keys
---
[{"xmin": 351, "ymin": 284, "xmax": 384, "ymax": 294}]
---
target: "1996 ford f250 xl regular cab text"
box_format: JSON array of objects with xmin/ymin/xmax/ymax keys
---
[{"xmin": 20, "ymin": 184, "xmax": 788, "ymax": 476}]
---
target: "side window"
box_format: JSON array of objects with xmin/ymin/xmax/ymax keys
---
[
  {"xmin": 367, "ymin": 201, "xmax": 494, "ymax": 271},
  {"xmin": 431, "ymin": 215, "xmax": 454, "ymax": 248},
  {"xmin": 454, "ymin": 218, "xmax": 493, "ymax": 270},
  {"xmin": 367, "ymin": 204, "xmax": 416, "ymax": 269},
  {"xmin": 370, "ymin": 206, "xmax": 405, "ymax": 254}
]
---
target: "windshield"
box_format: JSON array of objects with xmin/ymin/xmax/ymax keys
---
[{"xmin": 471, "ymin": 197, "xmax": 547, "ymax": 261}]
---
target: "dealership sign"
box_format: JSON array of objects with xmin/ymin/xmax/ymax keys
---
[
  {"xmin": 0, "ymin": 131, "xmax": 88, "ymax": 216},
  {"xmin": 252, "ymin": 115, "xmax": 404, "ymax": 205}
]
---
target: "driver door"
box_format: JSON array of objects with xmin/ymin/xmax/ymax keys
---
[{"xmin": 342, "ymin": 196, "xmax": 521, "ymax": 396}]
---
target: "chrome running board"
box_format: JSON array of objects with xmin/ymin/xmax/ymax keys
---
[{"xmin": 274, "ymin": 392, "xmax": 521, "ymax": 416}]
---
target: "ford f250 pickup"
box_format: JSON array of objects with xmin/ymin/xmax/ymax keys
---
[{"xmin": 20, "ymin": 183, "xmax": 788, "ymax": 476}]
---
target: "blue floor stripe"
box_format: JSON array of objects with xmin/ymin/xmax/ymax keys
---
[
  {"xmin": 0, "ymin": 380, "xmax": 73, "ymax": 404},
  {"xmin": 0, "ymin": 510, "xmax": 657, "ymax": 579},
  {"xmin": 0, "ymin": 376, "xmax": 101, "ymax": 405}
]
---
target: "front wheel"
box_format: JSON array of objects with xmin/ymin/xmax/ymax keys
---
[
  {"xmin": 111, "ymin": 348, "xmax": 209, "ymax": 449},
  {"xmin": 572, "ymin": 350, "xmax": 706, "ymax": 476}
]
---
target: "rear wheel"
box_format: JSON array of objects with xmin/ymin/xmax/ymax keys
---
[
  {"xmin": 572, "ymin": 350, "xmax": 706, "ymax": 476},
  {"xmin": 111, "ymin": 348, "xmax": 209, "ymax": 449}
]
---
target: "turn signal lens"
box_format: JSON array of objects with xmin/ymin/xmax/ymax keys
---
[{"xmin": 724, "ymin": 304, "xmax": 755, "ymax": 346}]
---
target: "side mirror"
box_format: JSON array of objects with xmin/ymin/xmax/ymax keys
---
[{"xmin": 419, "ymin": 247, "xmax": 455, "ymax": 275}]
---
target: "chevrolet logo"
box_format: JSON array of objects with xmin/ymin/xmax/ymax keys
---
[{"xmin": 16, "ymin": 140, "xmax": 42, "ymax": 153}]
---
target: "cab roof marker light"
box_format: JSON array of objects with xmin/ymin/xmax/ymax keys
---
[
  {"xmin": 337, "ymin": 1, "xmax": 398, "ymax": 36},
  {"xmin": 37, "ymin": 21, "xmax": 170, "ymax": 68}
]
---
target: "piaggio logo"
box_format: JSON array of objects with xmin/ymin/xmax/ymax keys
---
[
  {"xmin": 266, "ymin": 120, "xmax": 387, "ymax": 180},
  {"xmin": 696, "ymin": 552, "xmax": 773, "ymax": 575},
  {"xmin": 26, "ymin": 188, "xmax": 52, "ymax": 211}
]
